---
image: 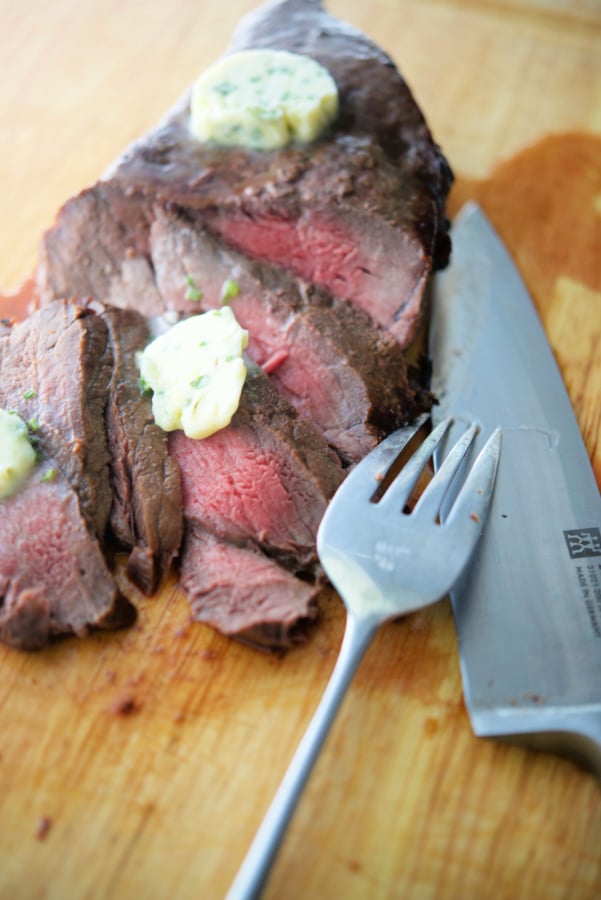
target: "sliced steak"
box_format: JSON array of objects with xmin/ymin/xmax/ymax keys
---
[
  {"xmin": 37, "ymin": 185, "xmax": 161, "ymax": 318},
  {"xmin": 25, "ymin": 0, "xmax": 452, "ymax": 650},
  {"xmin": 173, "ymin": 363, "xmax": 342, "ymax": 648},
  {"xmin": 180, "ymin": 524, "xmax": 319, "ymax": 649},
  {"xmin": 96, "ymin": 303, "xmax": 183, "ymax": 594},
  {"xmin": 0, "ymin": 466, "xmax": 133, "ymax": 651},
  {"xmin": 39, "ymin": 183, "xmax": 433, "ymax": 464},
  {"xmin": 169, "ymin": 363, "xmax": 344, "ymax": 569},
  {"xmin": 150, "ymin": 205, "xmax": 432, "ymax": 463},
  {"xmin": 0, "ymin": 299, "xmax": 112, "ymax": 540},
  {"xmin": 37, "ymin": 0, "xmax": 452, "ymax": 349}
]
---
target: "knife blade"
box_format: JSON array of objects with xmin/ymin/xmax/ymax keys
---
[{"xmin": 429, "ymin": 202, "xmax": 601, "ymax": 775}]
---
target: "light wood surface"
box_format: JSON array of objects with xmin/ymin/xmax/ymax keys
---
[{"xmin": 0, "ymin": 2, "xmax": 600, "ymax": 898}]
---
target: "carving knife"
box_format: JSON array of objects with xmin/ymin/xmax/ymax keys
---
[{"xmin": 429, "ymin": 202, "xmax": 601, "ymax": 775}]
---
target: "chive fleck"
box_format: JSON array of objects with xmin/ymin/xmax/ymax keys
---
[
  {"xmin": 28, "ymin": 430, "xmax": 44, "ymax": 461},
  {"xmin": 185, "ymin": 274, "xmax": 203, "ymax": 302},
  {"xmin": 27, "ymin": 418, "xmax": 39, "ymax": 432},
  {"xmin": 40, "ymin": 468, "xmax": 57, "ymax": 483},
  {"xmin": 138, "ymin": 376, "xmax": 153, "ymax": 398},
  {"xmin": 23, "ymin": 389, "xmax": 36, "ymax": 400},
  {"xmin": 220, "ymin": 278, "xmax": 240, "ymax": 304},
  {"xmin": 190, "ymin": 374, "xmax": 210, "ymax": 389},
  {"xmin": 213, "ymin": 81, "xmax": 236, "ymax": 97}
]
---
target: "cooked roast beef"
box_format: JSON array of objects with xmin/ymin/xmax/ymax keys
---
[
  {"xmin": 150, "ymin": 205, "xmax": 431, "ymax": 463},
  {"xmin": 38, "ymin": 187, "xmax": 433, "ymax": 463},
  {"xmin": 37, "ymin": 185, "xmax": 159, "ymax": 316},
  {"xmin": 180, "ymin": 525, "xmax": 319, "ymax": 649},
  {"xmin": 171, "ymin": 363, "xmax": 343, "ymax": 646},
  {"xmin": 96, "ymin": 303, "xmax": 183, "ymax": 593},
  {"xmin": 0, "ymin": 301, "xmax": 183, "ymax": 593},
  {"xmin": 0, "ymin": 304, "xmax": 122, "ymax": 650},
  {"xmin": 169, "ymin": 363, "xmax": 344, "ymax": 570},
  {"xmin": 0, "ymin": 300, "xmax": 113, "ymax": 540},
  {"xmin": 37, "ymin": 0, "xmax": 452, "ymax": 349},
  {"xmin": 0, "ymin": 465, "xmax": 132, "ymax": 650},
  {"xmin": 0, "ymin": 300, "xmax": 182, "ymax": 654},
  {"xmin": 18, "ymin": 0, "xmax": 452, "ymax": 650}
]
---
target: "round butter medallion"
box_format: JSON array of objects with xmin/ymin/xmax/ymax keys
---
[{"xmin": 190, "ymin": 49, "xmax": 339, "ymax": 150}]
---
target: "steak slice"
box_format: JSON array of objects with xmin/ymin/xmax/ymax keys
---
[
  {"xmin": 24, "ymin": 0, "xmax": 452, "ymax": 650},
  {"xmin": 37, "ymin": 0, "xmax": 452, "ymax": 349},
  {"xmin": 97, "ymin": 303, "xmax": 183, "ymax": 594},
  {"xmin": 0, "ymin": 466, "xmax": 132, "ymax": 651},
  {"xmin": 169, "ymin": 363, "xmax": 344, "ymax": 569},
  {"xmin": 0, "ymin": 299, "xmax": 113, "ymax": 540},
  {"xmin": 180, "ymin": 524, "xmax": 319, "ymax": 649},
  {"xmin": 38, "ymin": 181, "xmax": 433, "ymax": 464},
  {"xmin": 37, "ymin": 185, "xmax": 161, "ymax": 318},
  {"xmin": 150, "ymin": 205, "xmax": 431, "ymax": 463}
]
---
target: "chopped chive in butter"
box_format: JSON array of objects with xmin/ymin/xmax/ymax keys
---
[
  {"xmin": 137, "ymin": 307, "xmax": 249, "ymax": 440},
  {"xmin": 190, "ymin": 49, "xmax": 339, "ymax": 150}
]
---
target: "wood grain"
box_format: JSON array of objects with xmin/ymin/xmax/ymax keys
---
[{"xmin": 0, "ymin": 2, "xmax": 600, "ymax": 899}]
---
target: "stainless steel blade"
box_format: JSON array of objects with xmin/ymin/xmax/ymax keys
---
[{"xmin": 430, "ymin": 202, "xmax": 601, "ymax": 775}]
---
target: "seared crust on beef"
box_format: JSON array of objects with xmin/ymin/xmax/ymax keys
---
[
  {"xmin": 97, "ymin": 303, "xmax": 183, "ymax": 594},
  {"xmin": 229, "ymin": 0, "xmax": 451, "ymax": 233},
  {"xmin": 38, "ymin": 0, "xmax": 452, "ymax": 348},
  {"xmin": 37, "ymin": 186, "xmax": 159, "ymax": 317}
]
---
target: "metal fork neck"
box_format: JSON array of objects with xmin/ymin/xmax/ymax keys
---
[{"xmin": 226, "ymin": 610, "xmax": 380, "ymax": 900}]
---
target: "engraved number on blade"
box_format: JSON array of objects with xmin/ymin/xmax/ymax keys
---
[{"xmin": 564, "ymin": 527, "xmax": 601, "ymax": 559}]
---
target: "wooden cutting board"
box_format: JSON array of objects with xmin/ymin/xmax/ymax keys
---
[{"xmin": 0, "ymin": 1, "xmax": 600, "ymax": 898}]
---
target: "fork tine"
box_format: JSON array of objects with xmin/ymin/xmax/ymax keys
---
[
  {"xmin": 444, "ymin": 428, "xmax": 502, "ymax": 532},
  {"xmin": 413, "ymin": 422, "xmax": 479, "ymax": 521},
  {"xmin": 339, "ymin": 412, "xmax": 430, "ymax": 504},
  {"xmin": 376, "ymin": 417, "xmax": 453, "ymax": 511}
]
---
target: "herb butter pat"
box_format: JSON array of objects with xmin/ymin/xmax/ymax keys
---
[
  {"xmin": 190, "ymin": 49, "xmax": 338, "ymax": 150},
  {"xmin": 138, "ymin": 308, "xmax": 248, "ymax": 440},
  {"xmin": 0, "ymin": 408, "xmax": 37, "ymax": 500}
]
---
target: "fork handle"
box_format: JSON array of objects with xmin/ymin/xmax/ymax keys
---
[{"xmin": 226, "ymin": 612, "xmax": 380, "ymax": 900}]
